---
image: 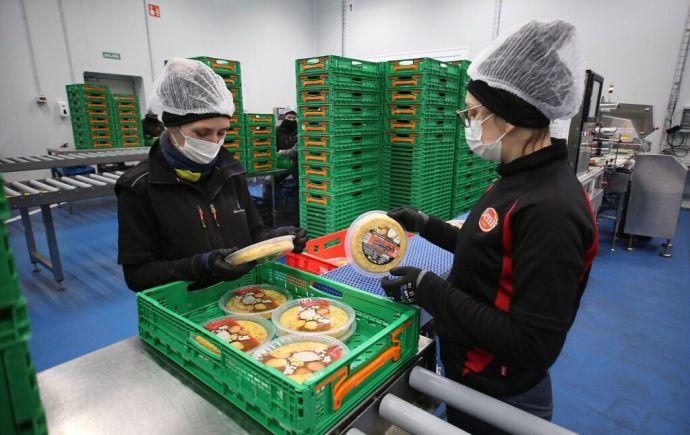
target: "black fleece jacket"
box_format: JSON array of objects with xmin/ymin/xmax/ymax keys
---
[{"xmin": 416, "ymin": 139, "xmax": 598, "ymax": 398}]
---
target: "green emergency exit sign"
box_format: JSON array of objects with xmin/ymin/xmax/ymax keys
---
[{"xmin": 102, "ymin": 52, "xmax": 121, "ymax": 60}]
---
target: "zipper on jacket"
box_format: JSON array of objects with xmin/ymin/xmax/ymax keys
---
[
  {"xmin": 209, "ymin": 204, "xmax": 221, "ymax": 228},
  {"xmin": 196, "ymin": 205, "xmax": 207, "ymax": 229}
]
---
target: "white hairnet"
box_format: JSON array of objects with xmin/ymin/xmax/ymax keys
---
[
  {"xmin": 468, "ymin": 20, "xmax": 585, "ymax": 120},
  {"xmin": 149, "ymin": 57, "xmax": 235, "ymax": 116}
]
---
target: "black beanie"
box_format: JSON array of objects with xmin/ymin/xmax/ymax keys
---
[
  {"xmin": 466, "ymin": 80, "xmax": 550, "ymax": 128},
  {"xmin": 161, "ymin": 111, "xmax": 231, "ymax": 127}
]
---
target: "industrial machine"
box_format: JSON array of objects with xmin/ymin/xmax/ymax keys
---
[{"xmin": 567, "ymin": 70, "xmax": 603, "ymax": 173}]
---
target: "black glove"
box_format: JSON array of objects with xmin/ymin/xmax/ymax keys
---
[
  {"xmin": 268, "ymin": 226, "xmax": 308, "ymax": 253},
  {"xmin": 380, "ymin": 266, "xmax": 428, "ymax": 304},
  {"xmin": 195, "ymin": 248, "xmax": 255, "ymax": 282},
  {"xmin": 387, "ymin": 206, "xmax": 428, "ymax": 233}
]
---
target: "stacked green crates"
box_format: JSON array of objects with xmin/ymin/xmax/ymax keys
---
[
  {"xmin": 190, "ymin": 56, "xmax": 243, "ymax": 114},
  {"xmin": 383, "ymin": 58, "xmax": 460, "ymax": 220},
  {"xmin": 449, "ymin": 60, "xmax": 498, "ymax": 217},
  {"xmin": 112, "ymin": 94, "xmax": 144, "ymax": 147},
  {"xmin": 296, "ymin": 55, "xmax": 384, "ymax": 237},
  {"xmin": 66, "ymin": 84, "xmax": 118, "ymax": 149},
  {"xmin": 244, "ymin": 114, "xmax": 276, "ymax": 173},
  {"xmin": 0, "ymin": 175, "xmax": 47, "ymax": 435},
  {"xmin": 223, "ymin": 113, "xmax": 247, "ymax": 166}
]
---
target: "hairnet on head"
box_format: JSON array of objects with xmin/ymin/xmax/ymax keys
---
[
  {"xmin": 149, "ymin": 57, "xmax": 235, "ymax": 117},
  {"xmin": 468, "ymin": 20, "xmax": 585, "ymax": 121}
]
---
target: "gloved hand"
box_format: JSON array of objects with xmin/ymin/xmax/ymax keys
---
[
  {"xmin": 387, "ymin": 206, "xmax": 429, "ymax": 233},
  {"xmin": 196, "ymin": 248, "xmax": 256, "ymax": 282},
  {"xmin": 380, "ymin": 266, "xmax": 428, "ymax": 304},
  {"xmin": 268, "ymin": 226, "xmax": 308, "ymax": 253}
]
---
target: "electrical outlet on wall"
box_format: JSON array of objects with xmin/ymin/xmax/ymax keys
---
[{"xmin": 57, "ymin": 101, "xmax": 69, "ymax": 118}]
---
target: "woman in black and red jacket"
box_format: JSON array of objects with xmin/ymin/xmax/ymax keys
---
[{"xmin": 382, "ymin": 20, "xmax": 598, "ymax": 433}]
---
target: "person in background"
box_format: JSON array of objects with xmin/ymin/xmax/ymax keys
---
[
  {"xmin": 276, "ymin": 109, "xmax": 298, "ymax": 155},
  {"xmin": 381, "ymin": 20, "xmax": 598, "ymax": 433},
  {"xmin": 142, "ymin": 110, "xmax": 164, "ymax": 142},
  {"xmin": 116, "ymin": 58, "xmax": 307, "ymax": 292}
]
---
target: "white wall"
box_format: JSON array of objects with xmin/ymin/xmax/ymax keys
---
[
  {"xmin": 499, "ymin": 0, "xmax": 689, "ymax": 150},
  {"xmin": 315, "ymin": 0, "xmax": 343, "ymax": 55},
  {"xmin": 321, "ymin": 0, "xmax": 690, "ymax": 152},
  {"xmin": 341, "ymin": 0, "xmax": 494, "ymax": 59},
  {"xmin": 0, "ymin": 0, "xmax": 317, "ymax": 182}
]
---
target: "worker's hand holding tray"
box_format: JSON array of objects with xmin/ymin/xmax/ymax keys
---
[
  {"xmin": 344, "ymin": 211, "xmax": 410, "ymax": 277},
  {"xmin": 225, "ymin": 235, "xmax": 295, "ymax": 266}
]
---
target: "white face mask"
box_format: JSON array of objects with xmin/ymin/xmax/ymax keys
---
[
  {"xmin": 172, "ymin": 127, "xmax": 223, "ymax": 164},
  {"xmin": 466, "ymin": 113, "xmax": 507, "ymax": 162}
]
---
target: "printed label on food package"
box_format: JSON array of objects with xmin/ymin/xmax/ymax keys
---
[{"xmin": 361, "ymin": 228, "xmax": 401, "ymax": 265}]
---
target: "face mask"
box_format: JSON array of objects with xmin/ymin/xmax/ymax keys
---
[
  {"xmin": 172, "ymin": 127, "xmax": 223, "ymax": 164},
  {"xmin": 465, "ymin": 114, "xmax": 507, "ymax": 162}
]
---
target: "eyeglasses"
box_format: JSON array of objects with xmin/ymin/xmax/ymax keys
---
[{"xmin": 456, "ymin": 104, "xmax": 484, "ymax": 128}]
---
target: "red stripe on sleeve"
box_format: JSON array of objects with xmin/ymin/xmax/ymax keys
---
[{"xmin": 495, "ymin": 200, "xmax": 519, "ymax": 312}]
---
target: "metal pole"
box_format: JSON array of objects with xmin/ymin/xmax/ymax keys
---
[
  {"xmin": 409, "ymin": 367, "xmax": 577, "ymax": 435},
  {"xmin": 378, "ymin": 394, "xmax": 469, "ymax": 435},
  {"xmin": 660, "ymin": 239, "xmax": 673, "ymax": 258},
  {"xmin": 19, "ymin": 208, "xmax": 40, "ymax": 272},
  {"xmin": 40, "ymin": 205, "xmax": 65, "ymax": 289}
]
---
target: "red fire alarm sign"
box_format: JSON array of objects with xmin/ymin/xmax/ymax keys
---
[{"xmin": 148, "ymin": 4, "xmax": 160, "ymax": 18}]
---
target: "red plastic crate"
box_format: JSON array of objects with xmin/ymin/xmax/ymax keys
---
[
  {"xmin": 286, "ymin": 229, "xmax": 349, "ymax": 275},
  {"xmin": 287, "ymin": 229, "xmax": 414, "ymax": 275}
]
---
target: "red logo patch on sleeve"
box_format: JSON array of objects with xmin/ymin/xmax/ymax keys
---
[{"xmin": 479, "ymin": 207, "xmax": 499, "ymax": 232}]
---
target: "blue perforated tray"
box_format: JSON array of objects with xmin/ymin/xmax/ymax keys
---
[{"xmin": 315, "ymin": 235, "xmax": 455, "ymax": 297}]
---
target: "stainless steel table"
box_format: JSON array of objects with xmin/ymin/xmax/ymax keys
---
[{"xmin": 37, "ymin": 336, "xmax": 436, "ymax": 435}]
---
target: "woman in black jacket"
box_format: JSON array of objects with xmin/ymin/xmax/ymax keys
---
[
  {"xmin": 381, "ymin": 20, "xmax": 598, "ymax": 433},
  {"xmin": 116, "ymin": 58, "xmax": 307, "ymax": 292}
]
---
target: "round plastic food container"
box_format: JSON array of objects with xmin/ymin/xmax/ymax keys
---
[
  {"xmin": 271, "ymin": 298, "xmax": 356, "ymax": 340},
  {"xmin": 344, "ymin": 210, "xmax": 409, "ymax": 277},
  {"xmin": 192, "ymin": 314, "xmax": 275, "ymax": 355},
  {"xmin": 225, "ymin": 235, "xmax": 295, "ymax": 266},
  {"xmin": 253, "ymin": 334, "xmax": 349, "ymax": 384},
  {"xmin": 218, "ymin": 284, "xmax": 292, "ymax": 318}
]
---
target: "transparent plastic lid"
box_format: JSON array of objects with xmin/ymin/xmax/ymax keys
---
[
  {"xmin": 271, "ymin": 298, "xmax": 356, "ymax": 340},
  {"xmin": 192, "ymin": 314, "xmax": 275, "ymax": 354},
  {"xmin": 225, "ymin": 235, "xmax": 295, "ymax": 266},
  {"xmin": 252, "ymin": 334, "xmax": 349, "ymax": 384},
  {"xmin": 344, "ymin": 210, "xmax": 409, "ymax": 277},
  {"xmin": 218, "ymin": 284, "xmax": 292, "ymax": 318}
]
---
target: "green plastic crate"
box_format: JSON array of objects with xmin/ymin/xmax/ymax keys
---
[
  {"xmin": 0, "ymin": 341, "xmax": 47, "ymax": 435},
  {"xmin": 300, "ymin": 187, "xmax": 379, "ymax": 209},
  {"xmin": 296, "ymin": 55, "xmax": 381, "ymax": 77},
  {"xmin": 222, "ymin": 74, "xmax": 242, "ymax": 88},
  {"xmin": 299, "ymin": 147, "xmax": 380, "ymax": 167},
  {"xmin": 385, "ymin": 58, "xmax": 460, "ymax": 78},
  {"xmin": 190, "ymin": 56, "xmax": 241, "ymax": 76},
  {"xmin": 298, "ymin": 89, "xmax": 382, "ymax": 106},
  {"xmin": 300, "ymin": 120, "xmax": 381, "ymax": 136},
  {"xmin": 245, "ymin": 136, "xmax": 274, "ymax": 150},
  {"xmin": 299, "ymin": 133, "xmax": 382, "ymax": 151},
  {"xmin": 385, "ymin": 131, "xmax": 455, "ymax": 147},
  {"xmin": 298, "ymin": 105, "xmax": 381, "ymax": 121},
  {"xmin": 385, "ymin": 73, "xmax": 459, "ymax": 92},
  {"xmin": 246, "ymin": 125, "xmax": 275, "ymax": 138},
  {"xmin": 385, "ymin": 88, "xmax": 458, "ymax": 106},
  {"xmin": 386, "ymin": 103, "xmax": 457, "ymax": 118},
  {"xmin": 298, "ymin": 161, "xmax": 380, "ymax": 181},
  {"xmin": 225, "ymin": 125, "xmax": 246, "ymax": 141},
  {"xmin": 0, "ymin": 296, "xmax": 30, "ymax": 349},
  {"xmin": 244, "ymin": 113, "xmax": 275, "ymax": 127},
  {"xmin": 246, "ymin": 149, "xmax": 276, "ymax": 161},
  {"xmin": 138, "ymin": 262, "xmax": 418, "ymax": 434},
  {"xmin": 277, "ymin": 154, "xmax": 294, "ymax": 170},
  {"xmin": 300, "ymin": 172, "xmax": 380, "ymax": 195},
  {"xmin": 247, "ymin": 158, "xmax": 277, "ymax": 174},
  {"xmin": 385, "ymin": 117, "xmax": 456, "ymax": 134},
  {"xmin": 297, "ymin": 72, "xmax": 381, "ymax": 91}
]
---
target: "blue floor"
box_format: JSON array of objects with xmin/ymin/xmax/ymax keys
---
[{"xmin": 6, "ymin": 198, "xmax": 690, "ymax": 434}]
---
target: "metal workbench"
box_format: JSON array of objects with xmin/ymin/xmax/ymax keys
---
[{"xmin": 37, "ymin": 336, "xmax": 437, "ymax": 435}]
